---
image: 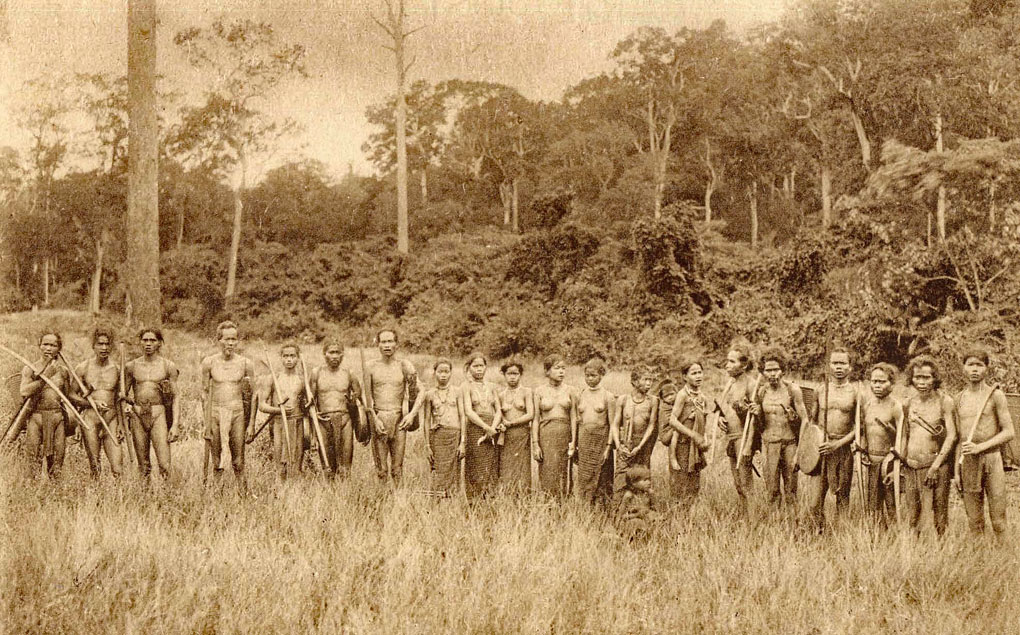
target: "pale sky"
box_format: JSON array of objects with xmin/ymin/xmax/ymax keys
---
[{"xmin": 1, "ymin": 0, "xmax": 789, "ymax": 178}]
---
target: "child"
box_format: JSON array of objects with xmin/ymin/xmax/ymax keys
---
[
  {"xmin": 955, "ymin": 348, "xmax": 1015, "ymax": 535},
  {"xmin": 617, "ymin": 466, "xmax": 659, "ymax": 541}
]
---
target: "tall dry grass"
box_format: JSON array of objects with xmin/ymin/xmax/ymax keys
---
[{"xmin": 1, "ymin": 311, "xmax": 1018, "ymax": 634}]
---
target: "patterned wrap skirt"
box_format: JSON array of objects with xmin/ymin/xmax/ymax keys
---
[
  {"xmin": 538, "ymin": 417, "xmax": 571, "ymax": 498},
  {"xmin": 429, "ymin": 426, "xmax": 461, "ymax": 496},
  {"xmin": 464, "ymin": 412, "xmax": 499, "ymax": 498},
  {"xmin": 499, "ymin": 425, "xmax": 531, "ymax": 492},
  {"xmin": 576, "ymin": 422, "xmax": 611, "ymax": 503}
]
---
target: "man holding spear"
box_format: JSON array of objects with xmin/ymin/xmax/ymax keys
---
[
  {"xmin": 125, "ymin": 327, "xmax": 180, "ymax": 482},
  {"xmin": 67, "ymin": 327, "xmax": 124, "ymax": 479},
  {"xmin": 200, "ymin": 320, "xmax": 255, "ymax": 487},
  {"xmin": 311, "ymin": 339, "xmax": 363, "ymax": 479}
]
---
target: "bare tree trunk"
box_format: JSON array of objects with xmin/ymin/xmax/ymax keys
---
[
  {"xmin": 392, "ymin": 0, "xmax": 411, "ymax": 254},
  {"xmin": 703, "ymin": 137, "xmax": 716, "ymax": 223},
  {"xmin": 225, "ymin": 151, "xmax": 246, "ymax": 299},
  {"xmin": 420, "ymin": 168, "xmax": 428, "ymax": 206},
  {"xmin": 126, "ymin": 0, "xmax": 162, "ymax": 325},
  {"xmin": 89, "ymin": 230, "xmax": 107, "ymax": 315},
  {"xmin": 176, "ymin": 207, "xmax": 184, "ymax": 249},
  {"xmin": 989, "ymin": 182, "xmax": 996, "ymax": 231},
  {"xmin": 42, "ymin": 256, "xmax": 49, "ymax": 306},
  {"xmin": 821, "ymin": 165, "xmax": 832, "ymax": 229},
  {"xmin": 850, "ymin": 108, "xmax": 871, "ymax": 170},
  {"xmin": 749, "ymin": 181, "xmax": 759, "ymax": 249},
  {"xmin": 511, "ymin": 177, "xmax": 519, "ymax": 233},
  {"xmin": 499, "ymin": 181, "xmax": 511, "ymax": 226},
  {"xmin": 935, "ymin": 113, "xmax": 946, "ymax": 243}
]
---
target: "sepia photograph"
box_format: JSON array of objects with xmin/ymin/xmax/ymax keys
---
[{"xmin": 1, "ymin": 0, "xmax": 1019, "ymax": 632}]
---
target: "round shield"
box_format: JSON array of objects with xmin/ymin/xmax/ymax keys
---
[
  {"xmin": 350, "ymin": 402, "xmax": 370, "ymax": 445},
  {"xmin": 798, "ymin": 423, "xmax": 824, "ymax": 475}
]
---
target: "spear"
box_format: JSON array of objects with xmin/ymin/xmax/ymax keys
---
[
  {"xmin": 299, "ymin": 357, "xmax": 331, "ymax": 472},
  {"xmin": 118, "ymin": 343, "xmax": 138, "ymax": 465},
  {"xmin": 1, "ymin": 358, "xmax": 53, "ymax": 446},
  {"xmin": 58, "ymin": 352, "xmax": 120, "ymax": 446},
  {"xmin": 261, "ymin": 348, "xmax": 293, "ymax": 467}
]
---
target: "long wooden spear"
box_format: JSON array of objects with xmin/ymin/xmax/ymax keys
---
[
  {"xmin": 0, "ymin": 343, "xmax": 93, "ymax": 434},
  {"xmin": 58, "ymin": 352, "xmax": 120, "ymax": 446}
]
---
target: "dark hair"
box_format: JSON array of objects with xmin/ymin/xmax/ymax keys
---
[
  {"xmin": 433, "ymin": 358, "xmax": 453, "ymax": 372},
  {"xmin": 91, "ymin": 327, "xmax": 114, "ymax": 346},
  {"xmin": 680, "ymin": 359, "xmax": 703, "ymax": 377},
  {"xmin": 584, "ymin": 357, "xmax": 607, "ymax": 377},
  {"xmin": 321, "ymin": 338, "xmax": 344, "ymax": 354},
  {"xmin": 500, "ymin": 359, "xmax": 524, "ymax": 375},
  {"xmin": 728, "ymin": 341, "xmax": 755, "ymax": 373},
  {"xmin": 139, "ymin": 327, "xmax": 164, "ymax": 342},
  {"xmin": 868, "ymin": 362, "xmax": 898, "ymax": 383},
  {"xmin": 905, "ymin": 355, "xmax": 942, "ymax": 391},
  {"xmin": 961, "ymin": 347, "xmax": 990, "ymax": 366},
  {"xmin": 625, "ymin": 465, "xmax": 651, "ymax": 488},
  {"xmin": 464, "ymin": 352, "xmax": 487, "ymax": 373},
  {"xmin": 758, "ymin": 346, "xmax": 787, "ymax": 372},
  {"xmin": 216, "ymin": 321, "xmax": 237, "ymax": 339},
  {"xmin": 657, "ymin": 380, "xmax": 677, "ymax": 399},
  {"xmin": 543, "ymin": 354, "xmax": 566, "ymax": 373},
  {"xmin": 630, "ymin": 365, "xmax": 654, "ymax": 386},
  {"xmin": 38, "ymin": 331, "xmax": 63, "ymax": 351},
  {"xmin": 279, "ymin": 342, "xmax": 300, "ymax": 356},
  {"xmin": 830, "ymin": 346, "xmax": 853, "ymax": 364},
  {"xmin": 376, "ymin": 328, "xmax": 398, "ymax": 343}
]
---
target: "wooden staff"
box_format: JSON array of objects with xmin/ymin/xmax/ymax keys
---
[
  {"xmin": 261, "ymin": 348, "xmax": 293, "ymax": 465},
  {"xmin": 892, "ymin": 406, "xmax": 904, "ymax": 524},
  {"xmin": 359, "ymin": 346, "xmax": 376, "ymax": 436},
  {"xmin": 299, "ymin": 357, "xmax": 331, "ymax": 472},
  {"xmin": 736, "ymin": 376, "xmax": 762, "ymax": 471},
  {"xmin": 958, "ymin": 384, "xmax": 997, "ymax": 469},
  {"xmin": 58, "ymin": 352, "xmax": 120, "ymax": 446},
  {"xmin": 0, "ymin": 344, "xmax": 93, "ymax": 434},
  {"xmin": 707, "ymin": 377, "xmax": 736, "ymax": 466},
  {"xmin": 854, "ymin": 384, "xmax": 867, "ymax": 507},
  {"xmin": 118, "ymin": 343, "xmax": 137, "ymax": 465}
]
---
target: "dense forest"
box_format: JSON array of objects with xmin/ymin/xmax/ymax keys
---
[{"xmin": 3, "ymin": 0, "xmax": 1020, "ymax": 386}]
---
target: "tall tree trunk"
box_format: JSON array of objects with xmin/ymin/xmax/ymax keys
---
[
  {"xmin": 989, "ymin": 182, "xmax": 996, "ymax": 231},
  {"xmin": 126, "ymin": 0, "xmax": 162, "ymax": 325},
  {"xmin": 176, "ymin": 207, "xmax": 184, "ymax": 249},
  {"xmin": 511, "ymin": 177, "xmax": 519, "ymax": 233},
  {"xmin": 499, "ymin": 181, "xmax": 511, "ymax": 226},
  {"xmin": 225, "ymin": 150, "xmax": 246, "ymax": 299},
  {"xmin": 420, "ymin": 168, "xmax": 428, "ymax": 205},
  {"xmin": 394, "ymin": 1, "xmax": 410, "ymax": 255},
  {"xmin": 42, "ymin": 256, "xmax": 49, "ymax": 306},
  {"xmin": 849, "ymin": 108, "xmax": 871, "ymax": 170},
  {"xmin": 821, "ymin": 165, "xmax": 832, "ymax": 229},
  {"xmin": 749, "ymin": 181, "xmax": 759, "ymax": 249},
  {"xmin": 790, "ymin": 167, "xmax": 796, "ymax": 198},
  {"xmin": 935, "ymin": 113, "xmax": 946, "ymax": 243},
  {"xmin": 703, "ymin": 137, "xmax": 716, "ymax": 223},
  {"xmin": 89, "ymin": 230, "xmax": 107, "ymax": 315}
]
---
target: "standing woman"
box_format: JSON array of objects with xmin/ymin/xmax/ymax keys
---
[
  {"xmin": 460, "ymin": 353, "xmax": 502, "ymax": 498},
  {"xmin": 498, "ymin": 359, "xmax": 534, "ymax": 493},
  {"xmin": 717, "ymin": 344, "xmax": 758, "ymax": 510},
  {"xmin": 661, "ymin": 360, "xmax": 711, "ymax": 510},
  {"xmin": 421, "ymin": 359, "xmax": 462, "ymax": 497},
  {"xmin": 575, "ymin": 357, "xmax": 617, "ymax": 505},
  {"xmin": 614, "ymin": 366, "xmax": 659, "ymax": 494},
  {"xmin": 533, "ymin": 354, "xmax": 577, "ymax": 498}
]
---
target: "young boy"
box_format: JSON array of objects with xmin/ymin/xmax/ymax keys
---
[
  {"xmin": 899, "ymin": 356, "xmax": 956, "ymax": 536},
  {"xmin": 125, "ymin": 328, "xmax": 179, "ymax": 481},
  {"xmin": 616, "ymin": 465, "xmax": 659, "ymax": 541},
  {"xmin": 311, "ymin": 339, "xmax": 362, "ymax": 479},
  {"xmin": 257, "ymin": 342, "xmax": 305, "ymax": 480},
  {"xmin": 858, "ymin": 363, "xmax": 903, "ymax": 526},
  {"xmin": 72, "ymin": 328, "xmax": 123, "ymax": 479},
  {"xmin": 200, "ymin": 321, "xmax": 255, "ymax": 485},
  {"xmin": 955, "ymin": 348, "xmax": 1014, "ymax": 535}
]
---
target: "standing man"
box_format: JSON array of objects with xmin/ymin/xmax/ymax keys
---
[
  {"xmin": 18, "ymin": 332, "xmax": 71, "ymax": 478},
  {"xmin": 201, "ymin": 320, "xmax": 256, "ymax": 486},
  {"xmin": 801, "ymin": 347, "xmax": 860, "ymax": 532},
  {"xmin": 311, "ymin": 339, "xmax": 362, "ymax": 479},
  {"xmin": 72, "ymin": 327, "xmax": 123, "ymax": 479},
  {"xmin": 125, "ymin": 327, "xmax": 179, "ymax": 481},
  {"xmin": 365, "ymin": 329, "xmax": 418, "ymax": 485}
]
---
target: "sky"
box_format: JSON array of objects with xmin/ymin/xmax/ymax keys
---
[{"xmin": 1, "ymin": 0, "xmax": 789, "ymax": 178}]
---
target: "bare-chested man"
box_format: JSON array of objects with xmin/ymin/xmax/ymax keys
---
[
  {"xmin": 71, "ymin": 328, "xmax": 123, "ymax": 479},
  {"xmin": 858, "ymin": 363, "xmax": 903, "ymax": 527},
  {"xmin": 257, "ymin": 343, "xmax": 305, "ymax": 479},
  {"xmin": 200, "ymin": 321, "xmax": 255, "ymax": 485},
  {"xmin": 19, "ymin": 331, "xmax": 71, "ymax": 478},
  {"xmin": 801, "ymin": 347, "xmax": 859, "ymax": 532},
  {"xmin": 311, "ymin": 339, "xmax": 362, "ymax": 479},
  {"xmin": 747, "ymin": 347, "xmax": 809, "ymax": 508},
  {"xmin": 955, "ymin": 348, "xmax": 1015, "ymax": 535},
  {"xmin": 365, "ymin": 329, "xmax": 418, "ymax": 485},
  {"xmin": 899, "ymin": 356, "xmax": 956, "ymax": 536},
  {"xmin": 124, "ymin": 328, "xmax": 179, "ymax": 481}
]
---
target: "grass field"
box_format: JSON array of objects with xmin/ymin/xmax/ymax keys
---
[{"xmin": 1, "ymin": 311, "xmax": 1018, "ymax": 634}]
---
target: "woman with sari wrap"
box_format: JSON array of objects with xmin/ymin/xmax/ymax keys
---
[
  {"xmin": 498, "ymin": 360, "xmax": 533, "ymax": 493},
  {"xmin": 575, "ymin": 358, "xmax": 617, "ymax": 506},
  {"xmin": 533, "ymin": 354, "xmax": 577, "ymax": 499},
  {"xmin": 421, "ymin": 359, "xmax": 462, "ymax": 497},
  {"xmin": 661, "ymin": 360, "xmax": 711, "ymax": 511},
  {"xmin": 461, "ymin": 353, "xmax": 502, "ymax": 499}
]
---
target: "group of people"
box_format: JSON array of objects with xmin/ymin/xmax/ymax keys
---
[{"xmin": 4, "ymin": 323, "xmax": 1015, "ymax": 537}]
